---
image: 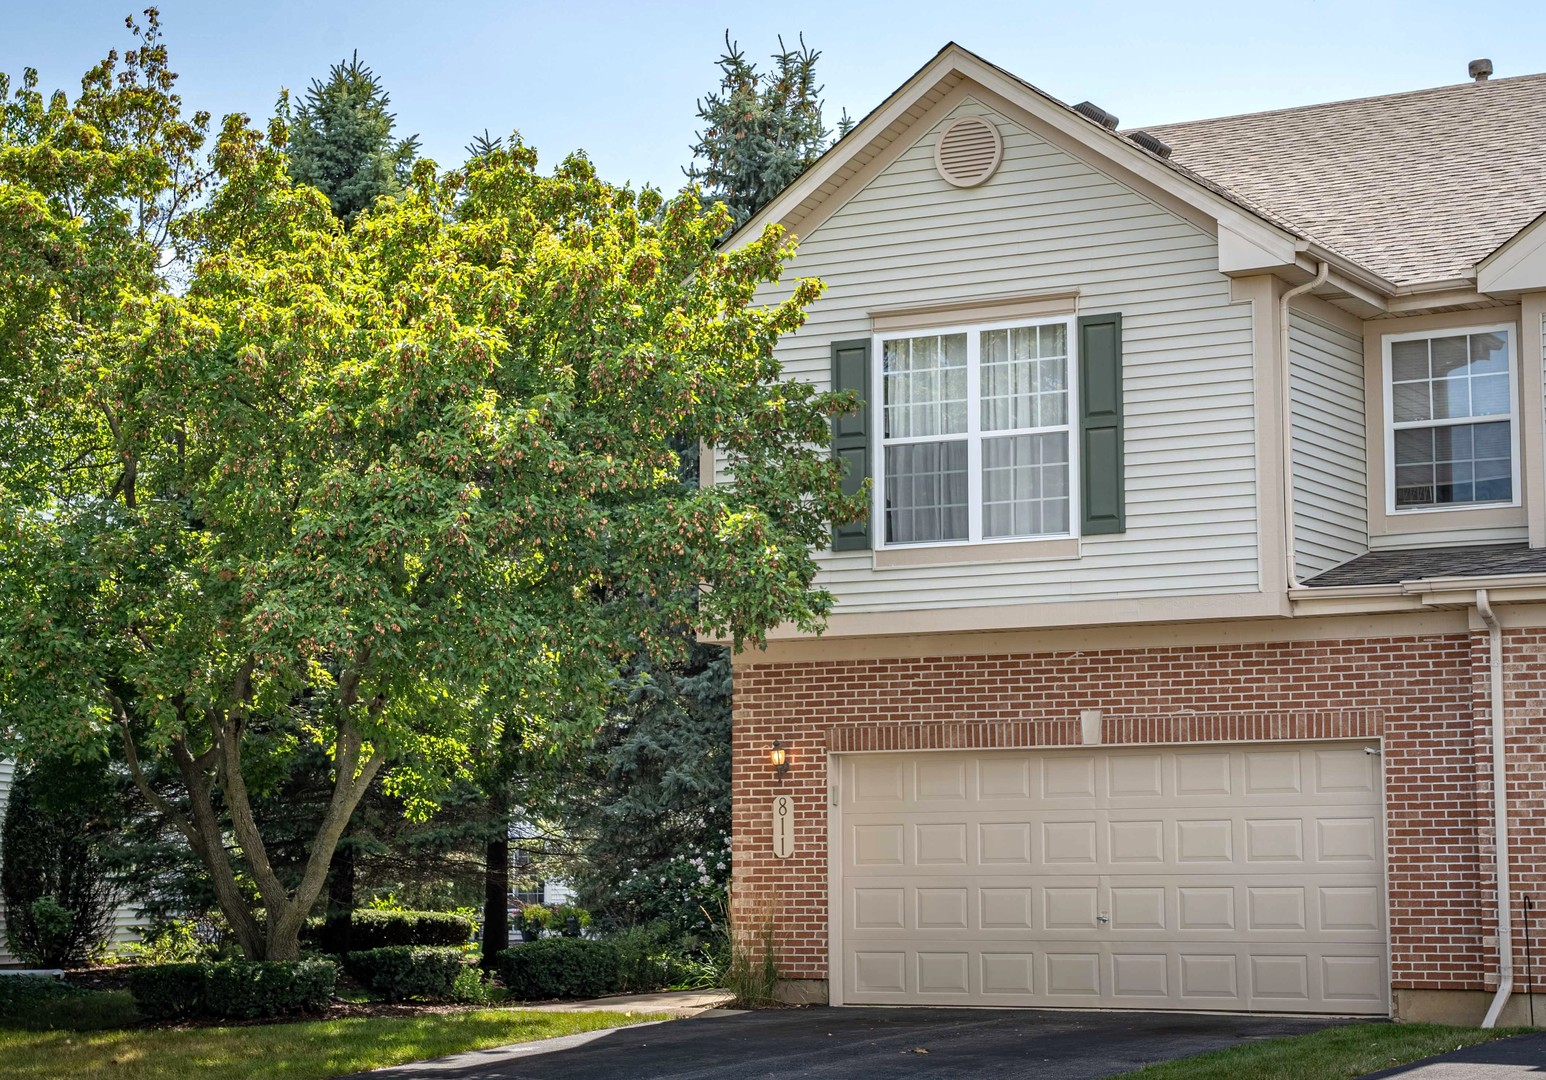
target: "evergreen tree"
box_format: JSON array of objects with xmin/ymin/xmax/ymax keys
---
[
  {"xmin": 532, "ymin": 637, "xmax": 732, "ymax": 938},
  {"xmin": 685, "ymin": 32, "xmax": 849, "ymax": 228},
  {"xmin": 287, "ymin": 51, "xmax": 419, "ymax": 224}
]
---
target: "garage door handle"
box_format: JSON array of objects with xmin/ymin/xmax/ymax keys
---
[{"xmin": 1096, "ymin": 914, "xmax": 1110, "ymax": 923}]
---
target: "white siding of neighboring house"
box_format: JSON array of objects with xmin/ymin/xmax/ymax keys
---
[
  {"xmin": 541, "ymin": 881, "xmax": 575, "ymax": 906},
  {"xmin": 0, "ymin": 759, "xmax": 13, "ymax": 965},
  {"xmin": 1289, "ymin": 311, "xmax": 1368, "ymax": 577},
  {"xmin": 728, "ymin": 96, "xmax": 1260, "ymax": 614}
]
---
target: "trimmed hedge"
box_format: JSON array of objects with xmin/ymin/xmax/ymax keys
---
[
  {"xmin": 0, "ymin": 975, "xmax": 87, "ymax": 1018},
  {"xmin": 129, "ymin": 959, "xmax": 336, "ymax": 1020},
  {"xmin": 498, "ymin": 939, "xmax": 620, "ymax": 1000},
  {"xmin": 303, "ymin": 910, "xmax": 474, "ymax": 953},
  {"xmin": 343, "ymin": 946, "xmax": 467, "ymax": 1003}
]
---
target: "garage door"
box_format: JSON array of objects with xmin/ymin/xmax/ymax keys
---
[{"xmin": 834, "ymin": 743, "xmax": 1387, "ymax": 1013}]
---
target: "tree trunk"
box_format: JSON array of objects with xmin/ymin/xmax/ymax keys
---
[
  {"xmin": 325, "ymin": 839, "xmax": 356, "ymax": 955},
  {"xmin": 482, "ymin": 793, "xmax": 510, "ymax": 970}
]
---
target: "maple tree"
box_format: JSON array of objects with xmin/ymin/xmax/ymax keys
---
[{"xmin": 0, "ymin": 13, "xmax": 856, "ymax": 959}]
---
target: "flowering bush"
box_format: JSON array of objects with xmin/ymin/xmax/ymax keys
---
[{"xmin": 610, "ymin": 841, "xmax": 729, "ymax": 940}]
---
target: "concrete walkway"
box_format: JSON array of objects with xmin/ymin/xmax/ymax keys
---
[
  {"xmin": 1358, "ymin": 1033, "xmax": 1546, "ymax": 1078},
  {"xmin": 521, "ymin": 989, "xmax": 733, "ymax": 1017}
]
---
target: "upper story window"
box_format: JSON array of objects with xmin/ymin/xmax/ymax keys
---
[
  {"xmin": 1384, "ymin": 324, "xmax": 1518, "ymax": 512},
  {"xmin": 877, "ymin": 316, "xmax": 1076, "ymax": 545}
]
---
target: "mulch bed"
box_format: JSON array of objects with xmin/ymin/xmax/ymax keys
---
[{"xmin": 60, "ymin": 966, "xmax": 137, "ymax": 992}]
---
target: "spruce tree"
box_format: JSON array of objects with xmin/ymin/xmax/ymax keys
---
[
  {"xmin": 287, "ymin": 52, "xmax": 419, "ymax": 225},
  {"xmin": 533, "ymin": 638, "xmax": 732, "ymax": 938},
  {"xmin": 685, "ymin": 32, "xmax": 849, "ymax": 228}
]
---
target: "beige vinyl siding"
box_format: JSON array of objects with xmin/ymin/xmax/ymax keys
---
[
  {"xmin": 734, "ymin": 98, "xmax": 1258, "ymax": 613},
  {"xmin": 1289, "ymin": 312, "xmax": 1368, "ymax": 577}
]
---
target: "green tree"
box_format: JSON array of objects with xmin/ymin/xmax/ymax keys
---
[
  {"xmin": 685, "ymin": 32, "xmax": 849, "ymax": 228},
  {"xmin": 532, "ymin": 634, "xmax": 732, "ymax": 938},
  {"xmin": 287, "ymin": 51, "xmax": 419, "ymax": 225},
  {"xmin": 0, "ymin": 20, "xmax": 859, "ymax": 961},
  {"xmin": 1, "ymin": 757, "xmax": 124, "ymax": 966}
]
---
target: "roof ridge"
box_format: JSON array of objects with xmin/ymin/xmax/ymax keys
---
[{"xmin": 1132, "ymin": 69, "xmax": 1546, "ymax": 134}]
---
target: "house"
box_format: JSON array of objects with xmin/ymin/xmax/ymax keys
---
[{"xmin": 718, "ymin": 44, "xmax": 1546, "ymax": 1024}]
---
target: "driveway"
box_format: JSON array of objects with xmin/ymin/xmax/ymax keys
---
[
  {"xmin": 354, "ymin": 1006, "xmax": 1355, "ymax": 1080},
  {"xmin": 1358, "ymin": 1033, "xmax": 1546, "ymax": 1078}
]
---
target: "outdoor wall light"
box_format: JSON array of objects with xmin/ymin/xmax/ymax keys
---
[{"xmin": 770, "ymin": 740, "xmax": 789, "ymax": 775}]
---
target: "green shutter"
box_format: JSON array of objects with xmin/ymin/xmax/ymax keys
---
[
  {"xmin": 830, "ymin": 337, "xmax": 872, "ymax": 551},
  {"xmin": 1078, "ymin": 312, "xmax": 1125, "ymax": 535}
]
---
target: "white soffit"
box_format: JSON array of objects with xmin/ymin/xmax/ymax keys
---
[{"xmin": 1478, "ymin": 211, "xmax": 1546, "ymax": 294}]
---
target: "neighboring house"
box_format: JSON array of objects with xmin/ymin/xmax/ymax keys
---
[
  {"xmin": 0, "ymin": 758, "xmax": 13, "ymax": 965},
  {"xmin": 718, "ymin": 44, "xmax": 1546, "ymax": 1024}
]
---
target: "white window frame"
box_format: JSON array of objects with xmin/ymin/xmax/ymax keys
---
[
  {"xmin": 1381, "ymin": 322, "xmax": 1520, "ymax": 516},
  {"xmin": 871, "ymin": 314, "xmax": 1081, "ymax": 549}
]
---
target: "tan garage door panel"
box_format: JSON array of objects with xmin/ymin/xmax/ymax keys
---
[{"xmin": 835, "ymin": 743, "xmax": 1387, "ymax": 1013}]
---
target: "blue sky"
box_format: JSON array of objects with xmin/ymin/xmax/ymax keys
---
[{"xmin": 4, "ymin": 2, "xmax": 1543, "ymax": 192}]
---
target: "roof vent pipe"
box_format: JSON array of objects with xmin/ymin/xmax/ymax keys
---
[
  {"xmin": 1470, "ymin": 58, "xmax": 1494, "ymax": 82},
  {"xmin": 1073, "ymin": 101, "xmax": 1120, "ymax": 129},
  {"xmin": 1129, "ymin": 131, "xmax": 1173, "ymax": 159}
]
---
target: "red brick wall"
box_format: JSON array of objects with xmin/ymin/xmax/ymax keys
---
[
  {"xmin": 730, "ymin": 631, "xmax": 1534, "ymax": 994},
  {"xmin": 1497, "ymin": 629, "xmax": 1546, "ymax": 996}
]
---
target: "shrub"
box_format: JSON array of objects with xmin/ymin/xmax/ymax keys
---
[
  {"xmin": 0, "ymin": 975, "xmax": 87, "ymax": 1018},
  {"xmin": 129, "ymin": 959, "xmax": 336, "ymax": 1020},
  {"xmin": 116, "ymin": 920, "xmax": 210, "ymax": 965},
  {"xmin": 0, "ymin": 758, "xmax": 122, "ymax": 967},
  {"xmin": 607, "ymin": 923, "xmax": 711, "ymax": 993},
  {"xmin": 343, "ymin": 946, "xmax": 467, "ymax": 1003},
  {"xmin": 497, "ymin": 939, "xmax": 620, "ymax": 1000},
  {"xmin": 451, "ymin": 964, "xmax": 494, "ymax": 1004},
  {"xmin": 302, "ymin": 909, "xmax": 474, "ymax": 953}
]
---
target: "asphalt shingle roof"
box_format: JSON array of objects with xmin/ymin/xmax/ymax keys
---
[
  {"xmin": 1138, "ymin": 73, "xmax": 1546, "ymax": 286},
  {"xmin": 1302, "ymin": 543, "xmax": 1546, "ymax": 587}
]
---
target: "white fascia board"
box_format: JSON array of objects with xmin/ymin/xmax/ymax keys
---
[
  {"xmin": 945, "ymin": 51, "xmax": 1302, "ymax": 260},
  {"xmin": 1478, "ymin": 212, "xmax": 1546, "ymax": 294}
]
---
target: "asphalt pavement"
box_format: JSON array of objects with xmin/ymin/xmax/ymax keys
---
[{"xmin": 351, "ymin": 1005, "xmax": 1352, "ymax": 1080}]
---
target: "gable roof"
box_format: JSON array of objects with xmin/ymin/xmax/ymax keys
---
[
  {"xmin": 726, "ymin": 43, "xmax": 1385, "ymax": 292},
  {"xmin": 1141, "ymin": 73, "xmax": 1546, "ymax": 287}
]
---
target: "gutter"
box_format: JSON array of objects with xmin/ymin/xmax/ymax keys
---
[
  {"xmin": 1277, "ymin": 261, "xmax": 1329, "ymax": 589},
  {"xmin": 1476, "ymin": 589, "xmax": 1514, "ymax": 1028}
]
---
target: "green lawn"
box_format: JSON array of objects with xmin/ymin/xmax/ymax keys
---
[
  {"xmin": 0, "ymin": 996, "xmax": 667, "ymax": 1080},
  {"xmin": 1111, "ymin": 1022, "xmax": 1532, "ymax": 1080}
]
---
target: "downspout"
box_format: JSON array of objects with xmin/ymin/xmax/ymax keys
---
[
  {"xmin": 1477, "ymin": 589, "xmax": 1514, "ymax": 1027},
  {"xmin": 1278, "ymin": 261, "xmax": 1329, "ymax": 589}
]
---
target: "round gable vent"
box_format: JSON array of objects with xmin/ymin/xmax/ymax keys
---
[{"xmin": 934, "ymin": 116, "xmax": 1003, "ymax": 188}]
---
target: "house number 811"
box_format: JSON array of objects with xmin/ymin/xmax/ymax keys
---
[{"xmin": 772, "ymin": 795, "xmax": 794, "ymax": 858}]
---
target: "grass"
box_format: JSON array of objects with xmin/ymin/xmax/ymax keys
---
[
  {"xmin": 1110, "ymin": 1022, "xmax": 1533, "ymax": 1080},
  {"xmin": 0, "ymin": 1000, "xmax": 668, "ymax": 1080}
]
